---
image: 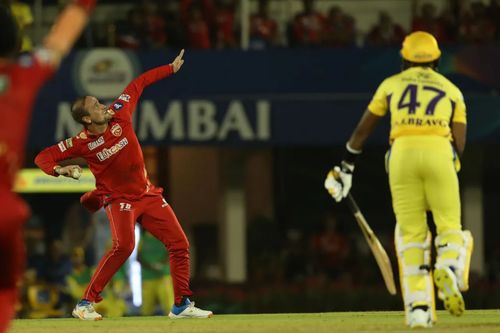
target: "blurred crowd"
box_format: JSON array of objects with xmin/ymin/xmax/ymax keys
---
[
  {"xmin": 17, "ymin": 198, "xmax": 374, "ymax": 318},
  {"xmin": 6, "ymin": 0, "xmax": 500, "ymax": 53},
  {"xmin": 16, "ymin": 197, "xmax": 500, "ymax": 317}
]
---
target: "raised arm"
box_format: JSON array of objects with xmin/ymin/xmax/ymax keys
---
[
  {"xmin": 110, "ymin": 49, "xmax": 185, "ymax": 120},
  {"xmin": 123, "ymin": 49, "xmax": 185, "ymax": 98},
  {"xmin": 43, "ymin": 0, "xmax": 97, "ymax": 68},
  {"xmin": 34, "ymin": 139, "xmax": 82, "ymax": 179}
]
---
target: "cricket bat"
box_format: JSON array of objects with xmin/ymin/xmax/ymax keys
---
[{"xmin": 345, "ymin": 193, "xmax": 397, "ymax": 295}]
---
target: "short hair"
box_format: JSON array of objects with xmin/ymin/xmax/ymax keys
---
[
  {"xmin": 0, "ymin": 5, "xmax": 19, "ymax": 58},
  {"xmin": 71, "ymin": 96, "xmax": 90, "ymax": 125}
]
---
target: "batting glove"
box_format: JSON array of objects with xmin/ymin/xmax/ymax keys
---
[
  {"xmin": 338, "ymin": 161, "xmax": 354, "ymax": 198},
  {"xmin": 324, "ymin": 161, "xmax": 354, "ymax": 202},
  {"xmin": 324, "ymin": 169, "xmax": 344, "ymax": 202}
]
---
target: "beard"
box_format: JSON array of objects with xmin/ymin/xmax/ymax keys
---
[
  {"xmin": 92, "ymin": 118, "xmax": 110, "ymax": 125},
  {"xmin": 92, "ymin": 113, "xmax": 113, "ymax": 125}
]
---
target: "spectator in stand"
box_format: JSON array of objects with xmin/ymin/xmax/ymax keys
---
[
  {"xmin": 143, "ymin": 0, "xmax": 167, "ymax": 48},
  {"xmin": 459, "ymin": 1, "xmax": 496, "ymax": 44},
  {"xmin": 250, "ymin": 0, "xmax": 278, "ymax": 49},
  {"xmin": 214, "ymin": 0, "xmax": 237, "ymax": 48},
  {"xmin": 180, "ymin": 0, "xmax": 214, "ymax": 26},
  {"xmin": 66, "ymin": 247, "xmax": 93, "ymax": 305},
  {"xmin": 162, "ymin": 1, "xmax": 186, "ymax": 48},
  {"xmin": 186, "ymin": 4, "xmax": 212, "ymax": 49},
  {"xmin": 61, "ymin": 201, "xmax": 94, "ymax": 264},
  {"xmin": 139, "ymin": 231, "xmax": 174, "ymax": 316},
  {"xmin": 39, "ymin": 240, "xmax": 72, "ymax": 289},
  {"xmin": 324, "ymin": 6, "xmax": 356, "ymax": 47},
  {"xmin": 489, "ymin": 0, "xmax": 500, "ymax": 39},
  {"xmin": 290, "ymin": 0, "xmax": 326, "ymax": 47},
  {"xmin": 366, "ymin": 11, "xmax": 405, "ymax": 47},
  {"xmin": 310, "ymin": 212, "xmax": 350, "ymax": 280},
  {"xmin": 411, "ymin": 1, "xmax": 451, "ymax": 44},
  {"xmin": 282, "ymin": 229, "xmax": 308, "ymax": 282},
  {"xmin": 115, "ymin": 7, "xmax": 149, "ymax": 49}
]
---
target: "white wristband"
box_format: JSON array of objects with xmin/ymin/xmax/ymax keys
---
[{"xmin": 346, "ymin": 142, "xmax": 362, "ymax": 155}]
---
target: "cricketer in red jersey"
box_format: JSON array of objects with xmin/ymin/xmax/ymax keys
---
[
  {"xmin": 0, "ymin": 1, "xmax": 96, "ymax": 331},
  {"xmin": 35, "ymin": 50, "xmax": 213, "ymax": 320}
]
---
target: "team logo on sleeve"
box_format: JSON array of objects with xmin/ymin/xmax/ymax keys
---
[
  {"xmin": 65, "ymin": 138, "xmax": 73, "ymax": 148},
  {"xmin": 118, "ymin": 94, "xmax": 131, "ymax": 102},
  {"xmin": 57, "ymin": 141, "xmax": 67, "ymax": 152},
  {"xmin": 111, "ymin": 124, "xmax": 122, "ymax": 137},
  {"xmin": 112, "ymin": 101, "xmax": 124, "ymax": 111}
]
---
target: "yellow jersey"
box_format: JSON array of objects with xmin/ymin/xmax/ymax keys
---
[{"xmin": 367, "ymin": 67, "xmax": 466, "ymax": 143}]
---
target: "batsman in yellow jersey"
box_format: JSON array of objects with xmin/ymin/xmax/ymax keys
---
[{"xmin": 324, "ymin": 31, "xmax": 473, "ymax": 329}]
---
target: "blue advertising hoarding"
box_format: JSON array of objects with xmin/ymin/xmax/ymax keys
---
[{"xmin": 27, "ymin": 46, "xmax": 500, "ymax": 147}]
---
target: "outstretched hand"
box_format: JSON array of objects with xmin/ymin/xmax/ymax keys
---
[{"xmin": 171, "ymin": 49, "xmax": 185, "ymax": 73}]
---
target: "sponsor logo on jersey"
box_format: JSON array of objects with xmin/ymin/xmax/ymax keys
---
[
  {"xmin": 65, "ymin": 138, "xmax": 73, "ymax": 148},
  {"xmin": 118, "ymin": 94, "xmax": 131, "ymax": 102},
  {"xmin": 111, "ymin": 124, "xmax": 122, "ymax": 137},
  {"xmin": 88, "ymin": 136, "xmax": 105, "ymax": 151},
  {"xmin": 113, "ymin": 101, "xmax": 124, "ymax": 111},
  {"xmin": 119, "ymin": 202, "xmax": 132, "ymax": 211},
  {"xmin": 96, "ymin": 137, "xmax": 128, "ymax": 161},
  {"xmin": 78, "ymin": 132, "xmax": 88, "ymax": 140},
  {"xmin": 57, "ymin": 141, "xmax": 67, "ymax": 152}
]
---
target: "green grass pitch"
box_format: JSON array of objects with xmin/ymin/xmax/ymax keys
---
[{"xmin": 10, "ymin": 310, "xmax": 500, "ymax": 333}]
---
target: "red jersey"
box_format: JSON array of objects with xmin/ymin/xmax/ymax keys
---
[
  {"xmin": 187, "ymin": 19, "xmax": 212, "ymax": 49},
  {"xmin": 0, "ymin": 51, "xmax": 55, "ymax": 190},
  {"xmin": 35, "ymin": 64, "xmax": 174, "ymax": 202},
  {"xmin": 292, "ymin": 12, "xmax": 327, "ymax": 46},
  {"xmin": 250, "ymin": 14, "xmax": 277, "ymax": 41}
]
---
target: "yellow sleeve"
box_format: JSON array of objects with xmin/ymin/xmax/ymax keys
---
[
  {"xmin": 452, "ymin": 91, "xmax": 466, "ymax": 124},
  {"xmin": 367, "ymin": 80, "xmax": 389, "ymax": 117},
  {"xmin": 22, "ymin": 5, "xmax": 34, "ymax": 26}
]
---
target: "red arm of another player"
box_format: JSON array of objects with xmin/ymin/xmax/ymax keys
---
[{"xmin": 34, "ymin": 138, "xmax": 80, "ymax": 177}]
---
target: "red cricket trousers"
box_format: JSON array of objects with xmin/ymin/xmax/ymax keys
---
[
  {"xmin": 0, "ymin": 190, "xmax": 29, "ymax": 333},
  {"xmin": 83, "ymin": 193, "xmax": 192, "ymax": 305}
]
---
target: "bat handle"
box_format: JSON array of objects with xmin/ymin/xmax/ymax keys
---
[
  {"xmin": 332, "ymin": 170, "xmax": 359, "ymax": 213},
  {"xmin": 346, "ymin": 193, "xmax": 360, "ymax": 214}
]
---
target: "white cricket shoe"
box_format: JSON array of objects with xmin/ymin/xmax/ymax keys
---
[
  {"xmin": 409, "ymin": 308, "xmax": 432, "ymax": 328},
  {"xmin": 434, "ymin": 266, "xmax": 465, "ymax": 316},
  {"xmin": 72, "ymin": 300, "xmax": 103, "ymax": 321},
  {"xmin": 168, "ymin": 299, "xmax": 213, "ymax": 319}
]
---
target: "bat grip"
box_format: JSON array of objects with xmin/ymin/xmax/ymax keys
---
[
  {"xmin": 332, "ymin": 169, "xmax": 360, "ymax": 213},
  {"xmin": 346, "ymin": 193, "xmax": 361, "ymax": 214}
]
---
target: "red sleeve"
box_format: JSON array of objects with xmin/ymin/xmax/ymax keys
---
[
  {"xmin": 109, "ymin": 64, "xmax": 174, "ymax": 120},
  {"xmin": 34, "ymin": 137, "xmax": 80, "ymax": 176}
]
